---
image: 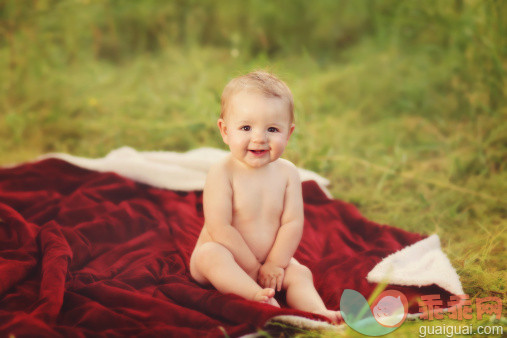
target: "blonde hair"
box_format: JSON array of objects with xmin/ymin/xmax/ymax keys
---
[{"xmin": 220, "ymin": 71, "xmax": 294, "ymax": 123}]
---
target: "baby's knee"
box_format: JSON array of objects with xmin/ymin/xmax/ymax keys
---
[
  {"xmin": 192, "ymin": 242, "xmax": 233, "ymax": 271},
  {"xmin": 293, "ymin": 263, "xmax": 313, "ymax": 279},
  {"xmin": 284, "ymin": 261, "xmax": 313, "ymax": 287}
]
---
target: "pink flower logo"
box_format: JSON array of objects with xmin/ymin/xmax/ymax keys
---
[{"xmin": 371, "ymin": 290, "xmax": 408, "ymax": 327}]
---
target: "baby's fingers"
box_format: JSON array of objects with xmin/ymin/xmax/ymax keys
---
[
  {"xmin": 269, "ymin": 277, "xmax": 276, "ymax": 290},
  {"xmin": 276, "ymin": 275, "xmax": 283, "ymax": 292}
]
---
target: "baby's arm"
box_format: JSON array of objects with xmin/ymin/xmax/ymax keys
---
[
  {"xmin": 203, "ymin": 161, "xmax": 260, "ymax": 278},
  {"xmin": 260, "ymin": 164, "xmax": 304, "ymax": 289}
]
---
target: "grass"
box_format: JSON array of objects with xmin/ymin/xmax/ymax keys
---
[{"xmin": 1, "ymin": 0, "xmax": 505, "ymax": 336}]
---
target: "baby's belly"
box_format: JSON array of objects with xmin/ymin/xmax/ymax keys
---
[
  {"xmin": 195, "ymin": 223, "xmax": 278, "ymax": 263},
  {"xmin": 236, "ymin": 223, "xmax": 278, "ymax": 263}
]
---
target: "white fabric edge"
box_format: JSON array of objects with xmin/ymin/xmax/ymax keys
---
[
  {"xmin": 366, "ymin": 234, "xmax": 464, "ymax": 296},
  {"xmin": 265, "ymin": 315, "xmax": 344, "ymax": 331},
  {"xmin": 238, "ymin": 315, "xmax": 345, "ymax": 337},
  {"xmin": 36, "ymin": 146, "xmax": 332, "ymax": 196}
]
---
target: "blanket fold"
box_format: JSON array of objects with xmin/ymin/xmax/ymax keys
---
[{"xmin": 0, "ymin": 149, "xmax": 464, "ymax": 337}]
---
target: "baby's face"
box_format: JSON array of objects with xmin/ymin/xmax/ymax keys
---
[{"xmin": 218, "ymin": 90, "xmax": 294, "ymax": 169}]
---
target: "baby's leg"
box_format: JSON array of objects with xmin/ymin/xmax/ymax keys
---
[
  {"xmin": 283, "ymin": 258, "xmax": 341, "ymax": 323},
  {"xmin": 190, "ymin": 242, "xmax": 279, "ymax": 306}
]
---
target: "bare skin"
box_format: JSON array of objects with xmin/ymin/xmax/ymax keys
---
[{"xmin": 189, "ymin": 90, "xmax": 341, "ymax": 323}]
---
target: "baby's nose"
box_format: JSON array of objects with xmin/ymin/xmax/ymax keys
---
[{"xmin": 252, "ymin": 130, "xmax": 268, "ymax": 143}]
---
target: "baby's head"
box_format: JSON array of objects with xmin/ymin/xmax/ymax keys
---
[
  {"xmin": 220, "ymin": 71, "xmax": 294, "ymax": 124},
  {"xmin": 218, "ymin": 71, "xmax": 295, "ymax": 168}
]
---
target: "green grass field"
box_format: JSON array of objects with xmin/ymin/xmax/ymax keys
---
[{"xmin": 1, "ymin": 0, "xmax": 505, "ymax": 336}]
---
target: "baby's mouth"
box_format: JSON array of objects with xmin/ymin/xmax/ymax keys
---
[{"xmin": 249, "ymin": 149, "xmax": 268, "ymax": 155}]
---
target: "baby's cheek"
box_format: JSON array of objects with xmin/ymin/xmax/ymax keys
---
[
  {"xmin": 230, "ymin": 138, "xmax": 246, "ymax": 149},
  {"xmin": 273, "ymin": 140, "xmax": 287, "ymax": 152}
]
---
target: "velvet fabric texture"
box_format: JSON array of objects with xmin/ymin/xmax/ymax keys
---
[{"xmin": 0, "ymin": 159, "xmax": 452, "ymax": 337}]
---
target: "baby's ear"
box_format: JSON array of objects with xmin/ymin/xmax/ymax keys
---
[
  {"xmin": 287, "ymin": 123, "xmax": 295, "ymax": 140},
  {"xmin": 217, "ymin": 118, "xmax": 229, "ymax": 144}
]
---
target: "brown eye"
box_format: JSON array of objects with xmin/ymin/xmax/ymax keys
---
[
  {"xmin": 241, "ymin": 126, "xmax": 251, "ymax": 131},
  {"xmin": 268, "ymin": 127, "xmax": 279, "ymax": 132}
]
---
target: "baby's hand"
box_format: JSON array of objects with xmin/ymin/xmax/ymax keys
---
[{"xmin": 258, "ymin": 261, "xmax": 284, "ymax": 291}]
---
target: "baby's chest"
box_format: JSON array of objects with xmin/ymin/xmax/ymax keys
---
[{"xmin": 231, "ymin": 177, "xmax": 286, "ymax": 219}]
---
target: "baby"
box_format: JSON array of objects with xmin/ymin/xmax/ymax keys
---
[{"xmin": 190, "ymin": 71, "xmax": 341, "ymax": 323}]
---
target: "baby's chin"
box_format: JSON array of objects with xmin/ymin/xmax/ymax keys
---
[
  {"xmin": 243, "ymin": 160, "xmax": 271, "ymax": 169},
  {"xmin": 239, "ymin": 155, "xmax": 277, "ymax": 168}
]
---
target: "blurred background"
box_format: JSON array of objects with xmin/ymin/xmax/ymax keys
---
[{"xmin": 0, "ymin": 0, "xmax": 505, "ymax": 325}]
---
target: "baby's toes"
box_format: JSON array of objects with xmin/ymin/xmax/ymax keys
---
[
  {"xmin": 266, "ymin": 297, "xmax": 280, "ymax": 308},
  {"xmin": 253, "ymin": 288, "xmax": 275, "ymax": 303},
  {"xmin": 315, "ymin": 310, "xmax": 342, "ymax": 324},
  {"xmin": 331, "ymin": 311, "xmax": 343, "ymax": 323}
]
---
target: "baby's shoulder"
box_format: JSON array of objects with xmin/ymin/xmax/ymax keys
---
[
  {"xmin": 204, "ymin": 156, "xmax": 233, "ymax": 195},
  {"xmin": 276, "ymin": 158, "xmax": 296, "ymax": 169},
  {"xmin": 207, "ymin": 155, "xmax": 233, "ymax": 180},
  {"xmin": 274, "ymin": 158, "xmax": 299, "ymax": 178}
]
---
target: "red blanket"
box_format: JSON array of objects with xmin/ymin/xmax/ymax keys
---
[{"xmin": 0, "ymin": 158, "xmax": 456, "ymax": 337}]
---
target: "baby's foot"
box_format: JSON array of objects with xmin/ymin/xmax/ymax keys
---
[
  {"xmin": 265, "ymin": 296, "xmax": 280, "ymax": 308},
  {"xmin": 313, "ymin": 310, "xmax": 342, "ymax": 324},
  {"xmin": 253, "ymin": 288, "xmax": 280, "ymax": 308}
]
